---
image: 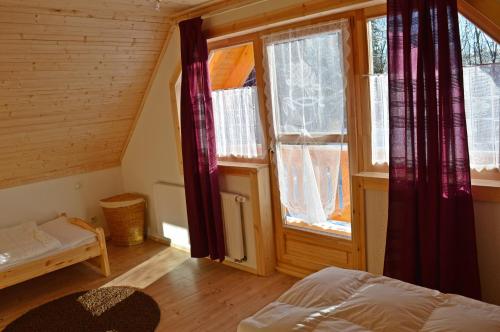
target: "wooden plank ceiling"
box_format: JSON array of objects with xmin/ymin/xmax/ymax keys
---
[
  {"xmin": 0, "ymin": 0, "xmax": 213, "ymax": 188},
  {"xmin": 209, "ymin": 43, "xmax": 255, "ymax": 90}
]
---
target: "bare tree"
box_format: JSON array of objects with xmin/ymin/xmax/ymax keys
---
[
  {"xmin": 369, "ymin": 18, "xmax": 387, "ymax": 74},
  {"xmin": 459, "ymin": 14, "xmax": 499, "ymax": 66}
]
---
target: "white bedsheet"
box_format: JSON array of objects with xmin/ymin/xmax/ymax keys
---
[
  {"xmin": 0, "ymin": 221, "xmax": 61, "ymax": 269},
  {"xmin": 238, "ymin": 267, "xmax": 500, "ymax": 332},
  {"xmin": 0, "ymin": 216, "xmax": 96, "ymax": 271}
]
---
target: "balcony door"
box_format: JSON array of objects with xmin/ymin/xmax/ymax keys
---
[{"xmin": 262, "ymin": 18, "xmax": 363, "ymax": 275}]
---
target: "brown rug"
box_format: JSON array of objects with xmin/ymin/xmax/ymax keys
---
[{"xmin": 5, "ymin": 286, "xmax": 160, "ymax": 332}]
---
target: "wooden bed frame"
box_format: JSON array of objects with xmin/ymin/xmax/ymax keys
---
[{"xmin": 0, "ymin": 216, "xmax": 110, "ymax": 290}]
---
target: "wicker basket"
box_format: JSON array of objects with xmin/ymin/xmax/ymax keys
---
[{"xmin": 100, "ymin": 193, "xmax": 146, "ymax": 246}]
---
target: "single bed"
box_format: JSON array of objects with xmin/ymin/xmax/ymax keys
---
[
  {"xmin": 0, "ymin": 214, "xmax": 110, "ymax": 289},
  {"xmin": 238, "ymin": 266, "xmax": 500, "ymax": 332}
]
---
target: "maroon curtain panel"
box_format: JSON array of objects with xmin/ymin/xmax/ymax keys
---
[
  {"xmin": 179, "ymin": 17, "xmax": 225, "ymax": 261},
  {"xmin": 384, "ymin": 0, "xmax": 481, "ymax": 299}
]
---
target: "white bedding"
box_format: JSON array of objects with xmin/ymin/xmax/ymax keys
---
[
  {"xmin": 238, "ymin": 267, "xmax": 500, "ymax": 332},
  {"xmin": 0, "ymin": 221, "xmax": 61, "ymax": 269},
  {"xmin": 0, "ymin": 216, "xmax": 96, "ymax": 271},
  {"xmin": 39, "ymin": 216, "xmax": 96, "ymax": 249}
]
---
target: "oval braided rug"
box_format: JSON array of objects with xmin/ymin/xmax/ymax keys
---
[{"xmin": 5, "ymin": 286, "xmax": 160, "ymax": 332}]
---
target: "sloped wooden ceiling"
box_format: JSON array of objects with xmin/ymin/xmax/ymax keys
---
[{"xmin": 0, "ymin": 0, "xmax": 216, "ymax": 188}]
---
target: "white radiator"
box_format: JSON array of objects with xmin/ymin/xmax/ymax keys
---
[{"xmin": 220, "ymin": 192, "xmax": 247, "ymax": 262}]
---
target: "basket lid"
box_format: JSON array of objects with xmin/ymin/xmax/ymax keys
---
[{"xmin": 100, "ymin": 193, "xmax": 145, "ymax": 208}]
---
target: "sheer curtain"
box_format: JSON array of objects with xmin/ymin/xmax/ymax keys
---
[
  {"xmin": 263, "ymin": 20, "xmax": 350, "ymax": 228},
  {"xmin": 211, "ymin": 86, "xmax": 264, "ymax": 159},
  {"xmin": 370, "ymin": 64, "xmax": 499, "ymax": 170},
  {"xmin": 370, "ymin": 74, "xmax": 389, "ymax": 165},
  {"xmin": 463, "ymin": 64, "xmax": 500, "ymax": 170}
]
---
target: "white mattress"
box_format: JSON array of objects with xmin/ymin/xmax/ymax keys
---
[
  {"xmin": 238, "ymin": 267, "xmax": 500, "ymax": 332},
  {"xmin": 0, "ymin": 216, "xmax": 96, "ymax": 271}
]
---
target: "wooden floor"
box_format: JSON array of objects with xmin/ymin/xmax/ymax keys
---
[{"xmin": 0, "ymin": 240, "xmax": 298, "ymax": 331}]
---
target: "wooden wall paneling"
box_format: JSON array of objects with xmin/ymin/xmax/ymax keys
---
[
  {"xmin": 253, "ymin": 165, "xmax": 276, "ymax": 275},
  {"xmin": 172, "ymin": 0, "xmax": 269, "ymax": 23},
  {"xmin": 204, "ymin": 0, "xmax": 385, "ymax": 39},
  {"xmin": 218, "ymin": 162, "xmax": 276, "ymax": 276},
  {"xmin": 352, "ymin": 175, "xmax": 368, "ymax": 270},
  {"xmin": 0, "ymin": 0, "xmax": 214, "ymax": 189},
  {"xmin": 354, "ymin": 172, "xmax": 500, "ymax": 202}
]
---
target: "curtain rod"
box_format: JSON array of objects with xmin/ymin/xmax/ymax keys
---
[{"xmin": 172, "ymin": 0, "xmax": 268, "ymax": 24}]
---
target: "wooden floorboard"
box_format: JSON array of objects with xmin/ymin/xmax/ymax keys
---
[
  {"xmin": 146, "ymin": 259, "xmax": 298, "ymax": 331},
  {"xmin": 0, "ymin": 240, "xmax": 298, "ymax": 331}
]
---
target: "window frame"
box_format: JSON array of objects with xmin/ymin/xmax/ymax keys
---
[
  {"xmin": 360, "ymin": 3, "xmax": 500, "ymax": 181},
  {"xmin": 169, "ymin": 35, "xmax": 269, "ymax": 171},
  {"xmin": 256, "ymin": 10, "xmax": 364, "ymax": 270},
  {"xmin": 262, "ymin": 20, "xmax": 354, "ymax": 238},
  {"xmin": 208, "ymin": 39, "xmax": 269, "ymax": 164}
]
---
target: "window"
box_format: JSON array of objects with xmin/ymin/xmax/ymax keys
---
[
  {"xmin": 209, "ymin": 43, "xmax": 265, "ymax": 160},
  {"xmin": 172, "ymin": 43, "xmax": 265, "ymax": 163},
  {"xmin": 367, "ymin": 15, "xmax": 500, "ymax": 171},
  {"xmin": 263, "ymin": 20, "xmax": 352, "ymax": 238},
  {"xmin": 367, "ymin": 17, "xmax": 389, "ymax": 166}
]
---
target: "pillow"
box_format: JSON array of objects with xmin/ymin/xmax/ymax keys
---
[{"xmin": 39, "ymin": 215, "xmax": 96, "ymax": 248}]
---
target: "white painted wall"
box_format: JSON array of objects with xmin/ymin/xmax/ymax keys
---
[
  {"xmin": 365, "ymin": 189, "xmax": 500, "ymax": 305},
  {"xmin": 0, "ymin": 167, "xmax": 124, "ymax": 230},
  {"xmin": 121, "ymin": 29, "xmax": 183, "ymax": 237}
]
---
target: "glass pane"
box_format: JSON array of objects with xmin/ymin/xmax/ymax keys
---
[
  {"xmin": 369, "ymin": 74, "xmax": 389, "ymax": 165},
  {"xmin": 367, "ymin": 15, "xmax": 500, "ymax": 170},
  {"xmin": 212, "ymin": 87, "xmax": 264, "ymax": 158},
  {"xmin": 208, "ymin": 43, "xmax": 265, "ymax": 159},
  {"xmin": 267, "ymin": 30, "xmax": 347, "ymax": 136},
  {"xmin": 459, "ymin": 15, "xmax": 500, "ymax": 66},
  {"xmin": 265, "ymin": 21, "xmax": 352, "ymax": 238},
  {"xmin": 277, "ymin": 144, "xmax": 351, "ymax": 238},
  {"xmin": 368, "ymin": 17, "xmax": 389, "ymax": 165},
  {"xmin": 463, "ymin": 64, "xmax": 500, "ymax": 170},
  {"xmin": 368, "ymin": 17, "xmax": 387, "ymax": 74},
  {"xmin": 264, "ymin": 21, "xmax": 351, "ymax": 238}
]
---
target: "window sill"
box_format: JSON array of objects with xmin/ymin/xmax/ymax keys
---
[
  {"xmin": 218, "ymin": 161, "xmax": 269, "ymax": 177},
  {"xmin": 285, "ymin": 221, "xmax": 352, "ymax": 240},
  {"xmin": 353, "ymin": 172, "xmax": 500, "ymax": 203}
]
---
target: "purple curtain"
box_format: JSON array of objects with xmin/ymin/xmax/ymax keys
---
[
  {"xmin": 384, "ymin": 0, "xmax": 481, "ymax": 299},
  {"xmin": 179, "ymin": 17, "xmax": 225, "ymax": 261}
]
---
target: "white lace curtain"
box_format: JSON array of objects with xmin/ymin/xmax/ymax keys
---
[
  {"xmin": 370, "ymin": 63, "xmax": 499, "ymax": 170},
  {"xmin": 211, "ymin": 86, "xmax": 264, "ymax": 159},
  {"xmin": 370, "ymin": 74, "xmax": 389, "ymax": 165},
  {"xmin": 463, "ymin": 64, "xmax": 499, "ymax": 170},
  {"xmin": 263, "ymin": 20, "xmax": 350, "ymax": 227}
]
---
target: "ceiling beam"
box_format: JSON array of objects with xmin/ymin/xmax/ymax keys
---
[{"xmin": 171, "ymin": 0, "xmax": 267, "ymax": 23}]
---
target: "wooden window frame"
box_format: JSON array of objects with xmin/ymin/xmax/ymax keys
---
[
  {"xmin": 262, "ymin": 11, "xmax": 364, "ymax": 274},
  {"xmin": 169, "ymin": 37, "xmax": 269, "ymax": 173},
  {"xmin": 174, "ymin": 9, "xmax": 365, "ymax": 275},
  {"xmin": 358, "ymin": 3, "xmax": 500, "ymax": 181}
]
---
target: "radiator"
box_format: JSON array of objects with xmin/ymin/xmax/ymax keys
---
[{"xmin": 220, "ymin": 192, "xmax": 247, "ymax": 262}]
